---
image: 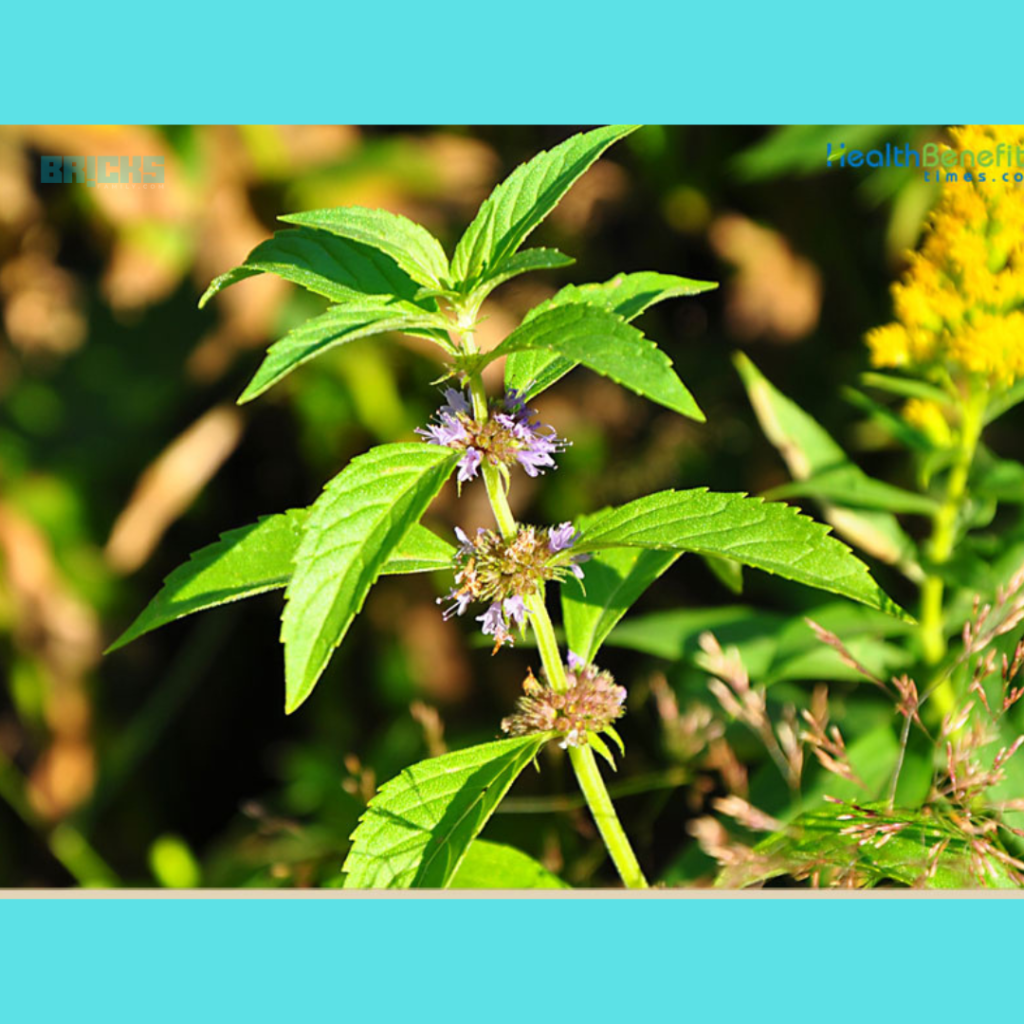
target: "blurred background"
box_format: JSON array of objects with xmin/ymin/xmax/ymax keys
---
[{"xmin": 1, "ymin": 124, "xmax": 999, "ymax": 887}]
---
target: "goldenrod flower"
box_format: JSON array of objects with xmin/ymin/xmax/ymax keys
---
[
  {"xmin": 902, "ymin": 398, "xmax": 953, "ymax": 447},
  {"xmin": 867, "ymin": 125, "xmax": 1024, "ymax": 388}
]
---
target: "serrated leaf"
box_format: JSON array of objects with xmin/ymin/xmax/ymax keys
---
[
  {"xmin": 198, "ymin": 227, "xmax": 428, "ymax": 309},
  {"xmin": 506, "ymin": 271, "xmax": 717, "ymax": 402},
  {"xmin": 282, "ymin": 444, "xmax": 457, "ymax": 713},
  {"xmin": 379, "ymin": 523, "xmax": 458, "ymax": 575},
  {"xmin": 342, "ymin": 735, "xmax": 550, "ymax": 889},
  {"xmin": 765, "ymin": 467, "xmax": 940, "ymax": 515},
  {"xmin": 106, "ymin": 509, "xmax": 307, "ymax": 654},
  {"xmin": 484, "ymin": 305, "xmax": 703, "ymax": 420},
  {"xmin": 107, "ymin": 512, "xmax": 455, "ymax": 654},
  {"xmin": 562, "ymin": 546, "xmax": 679, "ymax": 665},
  {"xmin": 735, "ymin": 352, "xmax": 921, "ymax": 579},
  {"xmin": 464, "ymin": 247, "xmax": 575, "ymax": 307},
  {"xmin": 451, "ymin": 125, "xmax": 638, "ymax": 286},
  {"xmin": 576, "ymin": 488, "xmax": 911, "ymax": 620},
  {"xmin": 280, "ymin": 206, "xmax": 450, "ymax": 289},
  {"xmin": 237, "ymin": 299, "xmax": 450, "ymax": 404},
  {"xmin": 720, "ymin": 802, "xmax": 1020, "ymax": 889},
  {"xmin": 449, "ymin": 840, "xmax": 570, "ymax": 889}
]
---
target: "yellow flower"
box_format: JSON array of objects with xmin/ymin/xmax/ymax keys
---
[
  {"xmin": 866, "ymin": 125, "xmax": 1024, "ymax": 387},
  {"xmin": 902, "ymin": 398, "xmax": 952, "ymax": 447}
]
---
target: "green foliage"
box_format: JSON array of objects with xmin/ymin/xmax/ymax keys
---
[
  {"xmin": 280, "ymin": 206, "xmax": 450, "ymax": 289},
  {"xmin": 734, "ymin": 351, "xmax": 921, "ymax": 576},
  {"xmin": 576, "ymin": 488, "xmax": 911, "ymax": 620},
  {"xmin": 505, "ymin": 271, "xmax": 716, "ymax": 403},
  {"xmin": 282, "ymin": 444, "xmax": 458, "ymax": 712},
  {"xmin": 449, "ymin": 840, "xmax": 569, "ymax": 889},
  {"xmin": 108, "ymin": 513, "xmax": 454, "ymax": 653},
  {"xmin": 342, "ymin": 735, "xmax": 549, "ymax": 888},
  {"xmin": 198, "ymin": 226, "xmax": 432, "ymax": 308},
  {"xmin": 237, "ymin": 300, "xmax": 450, "ymax": 404},
  {"xmin": 562, "ymin": 546, "xmax": 680, "ymax": 665},
  {"xmin": 481, "ymin": 305, "xmax": 704, "ymax": 420},
  {"xmin": 721, "ymin": 802, "xmax": 1019, "ymax": 889},
  {"xmin": 450, "ymin": 125, "xmax": 638, "ymax": 287}
]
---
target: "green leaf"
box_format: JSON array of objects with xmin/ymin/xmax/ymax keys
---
[
  {"xmin": 506, "ymin": 271, "xmax": 717, "ymax": 402},
  {"xmin": 972, "ymin": 451, "xmax": 1024, "ymax": 505},
  {"xmin": 198, "ymin": 227, "xmax": 429, "ymax": 309},
  {"xmin": 562, "ymin": 546, "xmax": 679, "ymax": 665},
  {"xmin": 449, "ymin": 840, "xmax": 569, "ymax": 889},
  {"xmin": 984, "ymin": 377, "xmax": 1024, "ymax": 424},
  {"xmin": 607, "ymin": 601, "xmax": 912, "ymax": 683},
  {"xmin": 720, "ymin": 802, "xmax": 1020, "ymax": 889},
  {"xmin": 379, "ymin": 523, "xmax": 457, "ymax": 575},
  {"xmin": 484, "ymin": 305, "xmax": 703, "ymax": 421},
  {"xmin": 734, "ymin": 352, "xmax": 921, "ymax": 579},
  {"xmin": 342, "ymin": 735, "xmax": 550, "ymax": 889},
  {"xmin": 282, "ymin": 444, "xmax": 458, "ymax": 713},
  {"xmin": 451, "ymin": 125, "xmax": 638, "ymax": 287},
  {"xmin": 279, "ymin": 206, "xmax": 450, "ymax": 289},
  {"xmin": 237, "ymin": 299, "xmax": 450, "ymax": 404},
  {"xmin": 106, "ymin": 509, "xmax": 307, "ymax": 654},
  {"xmin": 860, "ymin": 371, "xmax": 952, "ymax": 406},
  {"xmin": 765, "ymin": 467, "xmax": 940, "ymax": 515},
  {"xmin": 463, "ymin": 247, "xmax": 575, "ymax": 307},
  {"xmin": 575, "ymin": 488, "xmax": 911, "ymax": 620},
  {"xmin": 842, "ymin": 386, "xmax": 934, "ymax": 452},
  {"xmin": 106, "ymin": 512, "xmax": 455, "ymax": 654},
  {"xmin": 703, "ymin": 554, "xmax": 744, "ymax": 594}
]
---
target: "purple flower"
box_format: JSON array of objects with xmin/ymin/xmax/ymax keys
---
[
  {"xmin": 503, "ymin": 594, "xmax": 527, "ymax": 630},
  {"xmin": 548, "ymin": 522, "xmax": 579, "ymax": 553},
  {"xmin": 457, "ymin": 447, "xmax": 482, "ymax": 483},
  {"xmin": 477, "ymin": 601, "xmax": 512, "ymax": 648},
  {"xmin": 567, "ymin": 650, "xmax": 585, "ymax": 671},
  {"xmin": 548, "ymin": 522, "xmax": 589, "ymax": 580}
]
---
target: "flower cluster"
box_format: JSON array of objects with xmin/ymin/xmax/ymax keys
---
[
  {"xmin": 501, "ymin": 656, "xmax": 627, "ymax": 748},
  {"xmin": 440, "ymin": 523, "xmax": 588, "ymax": 649},
  {"xmin": 866, "ymin": 124, "xmax": 1024, "ymax": 388},
  {"xmin": 417, "ymin": 387, "xmax": 568, "ymax": 485}
]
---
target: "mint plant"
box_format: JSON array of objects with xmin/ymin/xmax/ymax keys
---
[{"xmin": 109, "ymin": 126, "xmax": 907, "ymax": 889}]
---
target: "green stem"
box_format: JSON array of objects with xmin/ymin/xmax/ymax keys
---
[
  {"xmin": 461, "ymin": 353, "xmax": 648, "ymax": 888},
  {"xmin": 920, "ymin": 388, "xmax": 986, "ymax": 716}
]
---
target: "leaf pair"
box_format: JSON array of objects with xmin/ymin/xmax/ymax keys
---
[
  {"xmin": 110, "ymin": 444, "xmax": 460, "ymax": 714},
  {"xmin": 203, "ymin": 126, "xmax": 648, "ymax": 404}
]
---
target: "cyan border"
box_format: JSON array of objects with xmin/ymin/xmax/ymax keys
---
[
  {"xmin": 1, "ymin": 897, "xmax": 1016, "ymax": 1019},
  {"xmin": 2, "ymin": 4, "xmax": 1016, "ymax": 124}
]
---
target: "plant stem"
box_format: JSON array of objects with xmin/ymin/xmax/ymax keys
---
[
  {"xmin": 463, "ymin": 361, "xmax": 648, "ymax": 888},
  {"xmin": 920, "ymin": 388, "xmax": 986, "ymax": 716}
]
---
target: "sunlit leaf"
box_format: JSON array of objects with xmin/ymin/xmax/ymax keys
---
[
  {"xmin": 562, "ymin": 545, "xmax": 679, "ymax": 664},
  {"xmin": 280, "ymin": 206, "xmax": 450, "ymax": 289},
  {"xmin": 506, "ymin": 271, "xmax": 716, "ymax": 402},
  {"xmin": 282, "ymin": 444, "xmax": 457, "ymax": 712},
  {"xmin": 576, "ymin": 488, "xmax": 911, "ymax": 620},
  {"xmin": 342, "ymin": 735, "xmax": 550, "ymax": 889},
  {"xmin": 483, "ymin": 305, "xmax": 703, "ymax": 420},
  {"xmin": 237, "ymin": 300, "xmax": 451, "ymax": 404},
  {"xmin": 199, "ymin": 227, "xmax": 429, "ymax": 308},
  {"xmin": 449, "ymin": 840, "xmax": 569, "ymax": 889},
  {"xmin": 451, "ymin": 125, "xmax": 638, "ymax": 287},
  {"xmin": 107, "ymin": 511, "xmax": 454, "ymax": 653}
]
